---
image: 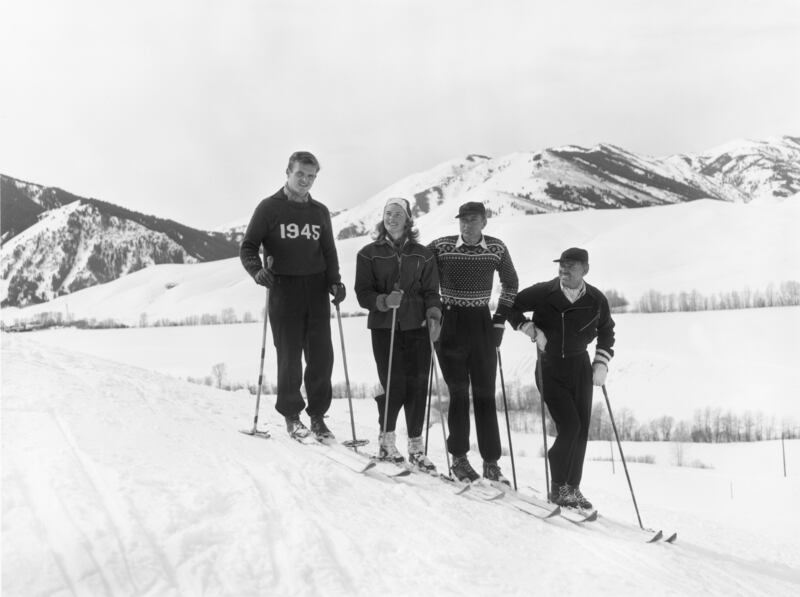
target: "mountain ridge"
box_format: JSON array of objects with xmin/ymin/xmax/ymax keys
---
[
  {"xmin": 1, "ymin": 174, "xmax": 240, "ymax": 306},
  {"xmin": 2, "ymin": 135, "xmax": 797, "ymax": 307}
]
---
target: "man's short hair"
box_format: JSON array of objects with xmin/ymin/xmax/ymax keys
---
[{"xmin": 287, "ymin": 151, "xmax": 320, "ymax": 173}]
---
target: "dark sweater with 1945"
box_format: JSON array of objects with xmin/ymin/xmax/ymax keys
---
[{"xmin": 240, "ymin": 187, "xmax": 341, "ymax": 285}]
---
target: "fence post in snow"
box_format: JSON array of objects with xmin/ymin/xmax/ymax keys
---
[
  {"xmin": 782, "ymin": 433, "xmax": 787, "ymax": 477},
  {"xmin": 609, "ymin": 440, "xmax": 615, "ymax": 474}
]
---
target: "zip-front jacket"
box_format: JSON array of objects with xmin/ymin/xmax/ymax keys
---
[
  {"xmin": 355, "ymin": 237, "xmax": 441, "ymax": 331},
  {"xmin": 508, "ymin": 278, "xmax": 615, "ymax": 365}
]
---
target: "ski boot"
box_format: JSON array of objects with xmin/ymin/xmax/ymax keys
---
[
  {"xmin": 285, "ymin": 415, "xmax": 310, "ymax": 440},
  {"xmin": 378, "ymin": 431, "xmax": 405, "ymax": 464},
  {"xmin": 451, "ymin": 454, "xmax": 480, "ymax": 482},
  {"xmin": 310, "ymin": 415, "xmax": 335, "ymax": 442},
  {"xmin": 483, "ymin": 460, "xmax": 510, "ymax": 486},
  {"xmin": 552, "ymin": 483, "xmax": 579, "ymax": 508},
  {"xmin": 569, "ymin": 485, "xmax": 593, "ymax": 510},
  {"xmin": 407, "ymin": 436, "xmax": 437, "ymax": 474}
]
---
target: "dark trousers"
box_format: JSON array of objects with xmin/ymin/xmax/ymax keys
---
[
  {"xmin": 436, "ymin": 305, "xmax": 501, "ymax": 462},
  {"xmin": 537, "ymin": 352, "xmax": 593, "ymax": 487},
  {"xmin": 268, "ymin": 273, "xmax": 333, "ymax": 418},
  {"xmin": 371, "ymin": 327, "xmax": 431, "ymax": 437}
]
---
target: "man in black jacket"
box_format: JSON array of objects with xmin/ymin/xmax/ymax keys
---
[
  {"xmin": 508, "ymin": 247, "xmax": 615, "ymax": 509},
  {"xmin": 240, "ymin": 151, "xmax": 346, "ymax": 441}
]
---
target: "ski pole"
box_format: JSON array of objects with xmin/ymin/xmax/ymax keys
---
[
  {"xmin": 336, "ymin": 303, "xmax": 369, "ymax": 449},
  {"xmin": 241, "ymin": 289, "xmax": 271, "ymax": 437},
  {"xmin": 602, "ymin": 384, "xmax": 644, "ymax": 529},
  {"xmin": 496, "ymin": 348, "xmax": 517, "ymax": 490},
  {"xmin": 429, "ymin": 338, "xmax": 451, "ymax": 473},
  {"xmin": 381, "ymin": 305, "xmax": 399, "ymax": 437},
  {"xmin": 424, "ymin": 353, "xmax": 434, "ymax": 454},
  {"xmin": 536, "ymin": 349, "xmax": 551, "ymax": 497}
]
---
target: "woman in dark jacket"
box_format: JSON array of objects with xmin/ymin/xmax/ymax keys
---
[{"xmin": 354, "ymin": 197, "xmax": 442, "ymax": 471}]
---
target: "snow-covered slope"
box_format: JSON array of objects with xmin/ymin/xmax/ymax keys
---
[
  {"xmin": 3, "ymin": 334, "xmax": 799, "ymax": 596},
  {"xmin": 3, "ymin": 198, "xmax": 798, "ymax": 327}
]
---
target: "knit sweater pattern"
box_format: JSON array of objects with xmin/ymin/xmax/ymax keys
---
[{"xmin": 427, "ymin": 234, "xmax": 518, "ymax": 320}]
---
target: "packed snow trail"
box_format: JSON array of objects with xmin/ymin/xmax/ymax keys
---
[{"xmin": 2, "ymin": 334, "xmax": 800, "ymax": 596}]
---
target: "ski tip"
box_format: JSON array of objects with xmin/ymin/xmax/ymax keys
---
[
  {"xmin": 583, "ymin": 509, "xmax": 598, "ymax": 522},
  {"xmin": 648, "ymin": 530, "xmax": 664, "ymax": 543},
  {"xmin": 665, "ymin": 532, "xmax": 677, "ymax": 544}
]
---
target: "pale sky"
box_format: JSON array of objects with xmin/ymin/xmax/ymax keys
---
[{"xmin": 1, "ymin": 0, "xmax": 799, "ymax": 230}]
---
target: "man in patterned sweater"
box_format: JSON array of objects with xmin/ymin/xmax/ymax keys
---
[
  {"xmin": 428, "ymin": 201, "xmax": 519, "ymax": 483},
  {"xmin": 240, "ymin": 151, "xmax": 346, "ymax": 441}
]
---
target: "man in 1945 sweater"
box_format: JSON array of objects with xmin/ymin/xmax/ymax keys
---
[
  {"xmin": 508, "ymin": 247, "xmax": 615, "ymax": 510},
  {"xmin": 428, "ymin": 201, "xmax": 519, "ymax": 484},
  {"xmin": 240, "ymin": 151, "xmax": 346, "ymax": 441}
]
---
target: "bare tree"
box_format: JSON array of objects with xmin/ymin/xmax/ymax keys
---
[{"xmin": 211, "ymin": 362, "xmax": 227, "ymax": 388}]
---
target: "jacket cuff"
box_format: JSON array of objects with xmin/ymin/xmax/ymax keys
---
[
  {"xmin": 593, "ymin": 348, "xmax": 612, "ymax": 367},
  {"xmin": 491, "ymin": 313, "xmax": 507, "ymax": 326}
]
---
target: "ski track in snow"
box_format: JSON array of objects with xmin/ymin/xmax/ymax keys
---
[{"xmin": 2, "ymin": 333, "xmax": 800, "ymax": 596}]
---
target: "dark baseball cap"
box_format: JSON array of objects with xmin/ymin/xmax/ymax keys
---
[
  {"xmin": 554, "ymin": 247, "xmax": 589, "ymax": 263},
  {"xmin": 455, "ymin": 201, "xmax": 486, "ymax": 218}
]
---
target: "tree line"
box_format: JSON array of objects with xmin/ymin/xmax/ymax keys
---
[
  {"xmin": 603, "ymin": 281, "xmax": 800, "ymax": 314},
  {"xmin": 496, "ymin": 381, "xmax": 798, "ymax": 442}
]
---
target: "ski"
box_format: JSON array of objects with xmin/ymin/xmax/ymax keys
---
[
  {"xmin": 560, "ymin": 506, "xmax": 599, "ymax": 523},
  {"xmin": 519, "ymin": 486, "xmax": 596, "ymax": 522},
  {"xmin": 315, "ymin": 438, "xmax": 412, "ymax": 477},
  {"xmin": 521, "ymin": 486, "xmax": 597, "ymax": 523},
  {"xmin": 280, "ymin": 431, "xmax": 381, "ymax": 475},
  {"xmin": 665, "ymin": 532, "xmax": 678, "ymax": 544},
  {"xmin": 368, "ymin": 458, "xmax": 413, "ymax": 478},
  {"xmin": 647, "ymin": 530, "xmax": 663, "ymax": 543},
  {"xmin": 487, "ymin": 481, "xmax": 562, "ymax": 519},
  {"xmin": 440, "ymin": 476, "xmax": 505, "ymax": 500}
]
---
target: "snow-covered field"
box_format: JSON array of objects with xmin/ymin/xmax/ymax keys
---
[
  {"xmin": 22, "ymin": 305, "xmax": 800, "ymax": 423},
  {"xmin": 2, "ymin": 333, "xmax": 799, "ymax": 596}
]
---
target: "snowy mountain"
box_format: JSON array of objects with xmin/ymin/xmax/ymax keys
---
[
  {"xmin": 676, "ymin": 135, "xmax": 800, "ymax": 203},
  {"xmin": 0, "ymin": 174, "xmax": 240, "ymax": 307},
  {"xmin": 2, "ymin": 135, "xmax": 797, "ymax": 307},
  {"xmin": 331, "ymin": 135, "xmax": 800, "ymax": 240}
]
